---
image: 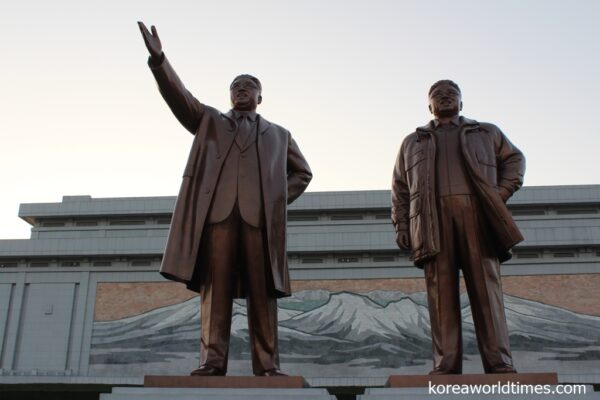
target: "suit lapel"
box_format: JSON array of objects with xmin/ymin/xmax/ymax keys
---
[
  {"xmin": 240, "ymin": 113, "xmax": 269, "ymax": 152},
  {"xmin": 219, "ymin": 111, "xmax": 237, "ymax": 157},
  {"xmin": 257, "ymin": 115, "xmax": 271, "ymax": 136},
  {"xmin": 220, "ymin": 111, "xmax": 271, "ymax": 156},
  {"xmin": 256, "ymin": 115, "xmax": 272, "ymax": 167}
]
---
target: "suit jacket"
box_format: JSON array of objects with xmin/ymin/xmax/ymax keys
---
[
  {"xmin": 149, "ymin": 56, "xmax": 312, "ymax": 297},
  {"xmin": 208, "ymin": 126, "xmax": 263, "ymax": 227},
  {"xmin": 391, "ymin": 116, "xmax": 525, "ymax": 266}
]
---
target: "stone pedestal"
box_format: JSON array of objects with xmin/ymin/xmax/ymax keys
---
[
  {"xmin": 100, "ymin": 387, "xmax": 333, "ymax": 400},
  {"xmin": 144, "ymin": 375, "xmax": 309, "ymax": 388},
  {"xmin": 98, "ymin": 376, "xmax": 328, "ymax": 400}
]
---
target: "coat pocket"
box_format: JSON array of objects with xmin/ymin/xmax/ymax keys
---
[
  {"xmin": 476, "ymin": 151, "xmax": 496, "ymax": 167},
  {"xmin": 476, "ymin": 151, "xmax": 498, "ymax": 185}
]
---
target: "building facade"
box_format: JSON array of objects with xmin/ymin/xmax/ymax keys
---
[{"xmin": 0, "ymin": 186, "xmax": 599, "ymax": 387}]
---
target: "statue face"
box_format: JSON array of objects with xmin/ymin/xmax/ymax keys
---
[
  {"xmin": 428, "ymin": 83, "xmax": 462, "ymax": 118},
  {"xmin": 230, "ymin": 77, "xmax": 262, "ymax": 111}
]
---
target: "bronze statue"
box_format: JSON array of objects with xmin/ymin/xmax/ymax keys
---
[
  {"xmin": 392, "ymin": 80, "xmax": 525, "ymax": 374},
  {"xmin": 138, "ymin": 22, "xmax": 312, "ymax": 377}
]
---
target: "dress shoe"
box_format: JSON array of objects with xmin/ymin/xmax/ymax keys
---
[
  {"xmin": 489, "ymin": 366, "xmax": 517, "ymax": 374},
  {"xmin": 429, "ymin": 369, "xmax": 461, "ymax": 375},
  {"xmin": 190, "ymin": 365, "xmax": 226, "ymax": 376},
  {"xmin": 258, "ymin": 369, "xmax": 287, "ymax": 377}
]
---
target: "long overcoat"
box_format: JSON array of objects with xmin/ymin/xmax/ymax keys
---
[
  {"xmin": 149, "ymin": 56, "xmax": 312, "ymax": 297},
  {"xmin": 391, "ymin": 117, "xmax": 525, "ymax": 266}
]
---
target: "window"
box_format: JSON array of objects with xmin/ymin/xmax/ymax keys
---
[
  {"xmin": 131, "ymin": 260, "xmax": 152, "ymax": 266},
  {"xmin": 516, "ymin": 253, "xmax": 540, "ymax": 259},
  {"xmin": 331, "ymin": 215, "xmax": 363, "ymax": 221},
  {"xmin": 373, "ymin": 256, "xmax": 395, "ymax": 262},
  {"xmin": 553, "ymin": 252, "xmax": 575, "ymax": 258},
  {"xmin": 93, "ymin": 261, "xmax": 112, "ymax": 267},
  {"xmin": 61, "ymin": 261, "xmax": 80, "ymax": 267},
  {"xmin": 76, "ymin": 221, "xmax": 98, "ymax": 226},
  {"xmin": 511, "ymin": 209, "xmax": 545, "ymax": 216},
  {"xmin": 0, "ymin": 262, "xmax": 18, "ymax": 268},
  {"xmin": 556, "ymin": 208, "xmax": 597, "ymax": 215},
  {"xmin": 109, "ymin": 220, "xmax": 146, "ymax": 226},
  {"xmin": 288, "ymin": 215, "xmax": 319, "ymax": 221},
  {"xmin": 337, "ymin": 257, "xmax": 358, "ymax": 263},
  {"xmin": 301, "ymin": 258, "xmax": 323, "ymax": 264},
  {"xmin": 30, "ymin": 262, "xmax": 49, "ymax": 267},
  {"xmin": 42, "ymin": 221, "xmax": 65, "ymax": 227}
]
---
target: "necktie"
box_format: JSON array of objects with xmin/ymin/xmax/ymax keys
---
[{"xmin": 236, "ymin": 116, "xmax": 251, "ymax": 148}]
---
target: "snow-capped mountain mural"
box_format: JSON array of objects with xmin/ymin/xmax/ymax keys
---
[{"xmin": 89, "ymin": 290, "xmax": 600, "ymax": 376}]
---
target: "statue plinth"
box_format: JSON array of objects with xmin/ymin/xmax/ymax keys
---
[{"xmin": 144, "ymin": 375, "xmax": 309, "ymax": 388}]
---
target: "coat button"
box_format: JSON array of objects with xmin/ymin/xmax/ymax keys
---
[
  {"xmin": 204, "ymin": 189, "xmax": 210, "ymax": 194},
  {"xmin": 216, "ymin": 154, "xmax": 221, "ymax": 159}
]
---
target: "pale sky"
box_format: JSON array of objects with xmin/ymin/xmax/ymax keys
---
[{"xmin": 1, "ymin": 0, "xmax": 599, "ymax": 239}]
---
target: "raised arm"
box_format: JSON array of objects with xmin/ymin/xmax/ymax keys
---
[{"xmin": 138, "ymin": 22, "xmax": 204, "ymax": 134}]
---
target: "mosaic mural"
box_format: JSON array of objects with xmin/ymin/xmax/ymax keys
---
[{"xmin": 90, "ymin": 287, "xmax": 600, "ymax": 377}]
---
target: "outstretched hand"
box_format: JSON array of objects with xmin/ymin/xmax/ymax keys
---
[{"xmin": 138, "ymin": 21, "xmax": 163, "ymax": 62}]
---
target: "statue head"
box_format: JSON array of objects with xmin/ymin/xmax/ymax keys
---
[
  {"xmin": 428, "ymin": 79, "xmax": 462, "ymax": 119},
  {"xmin": 230, "ymin": 74, "xmax": 262, "ymax": 111}
]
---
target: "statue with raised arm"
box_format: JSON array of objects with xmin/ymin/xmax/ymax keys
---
[
  {"xmin": 138, "ymin": 22, "xmax": 312, "ymax": 377},
  {"xmin": 392, "ymin": 80, "xmax": 525, "ymax": 374}
]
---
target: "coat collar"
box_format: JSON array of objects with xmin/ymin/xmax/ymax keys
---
[
  {"xmin": 231, "ymin": 109, "xmax": 258, "ymax": 122},
  {"xmin": 222, "ymin": 110, "xmax": 271, "ymax": 135},
  {"xmin": 416, "ymin": 116, "xmax": 479, "ymax": 133},
  {"xmin": 433, "ymin": 115, "xmax": 460, "ymax": 128}
]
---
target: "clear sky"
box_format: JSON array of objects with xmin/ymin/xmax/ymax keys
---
[{"xmin": 1, "ymin": 0, "xmax": 599, "ymax": 239}]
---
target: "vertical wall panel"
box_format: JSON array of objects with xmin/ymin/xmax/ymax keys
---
[
  {"xmin": 0, "ymin": 275, "xmax": 24, "ymax": 370},
  {"xmin": 14, "ymin": 283, "xmax": 76, "ymax": 371},
  {"xmin": 0, "ymin": 284, "xmax": 13, "ymax": 363}
]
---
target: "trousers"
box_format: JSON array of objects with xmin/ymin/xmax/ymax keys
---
[
  {"xmin": 198, "ymin": 205, "xmax": 279, "ymax": 375},
  {"xmin": 424, "ymin": 195, "xmax": 514, "ymax": 373}
]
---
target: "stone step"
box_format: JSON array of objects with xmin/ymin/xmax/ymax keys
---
[
  {"xmin": 101, "ymin": 387, "xmax": 334, "ymax": 400},
  {"xmin": 359, "ymin": 396, "xmax": 600, "ymax": 400},
  {"xmin": 112, "ymin": 387, "xmax": 329, "ymax": 395}
]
